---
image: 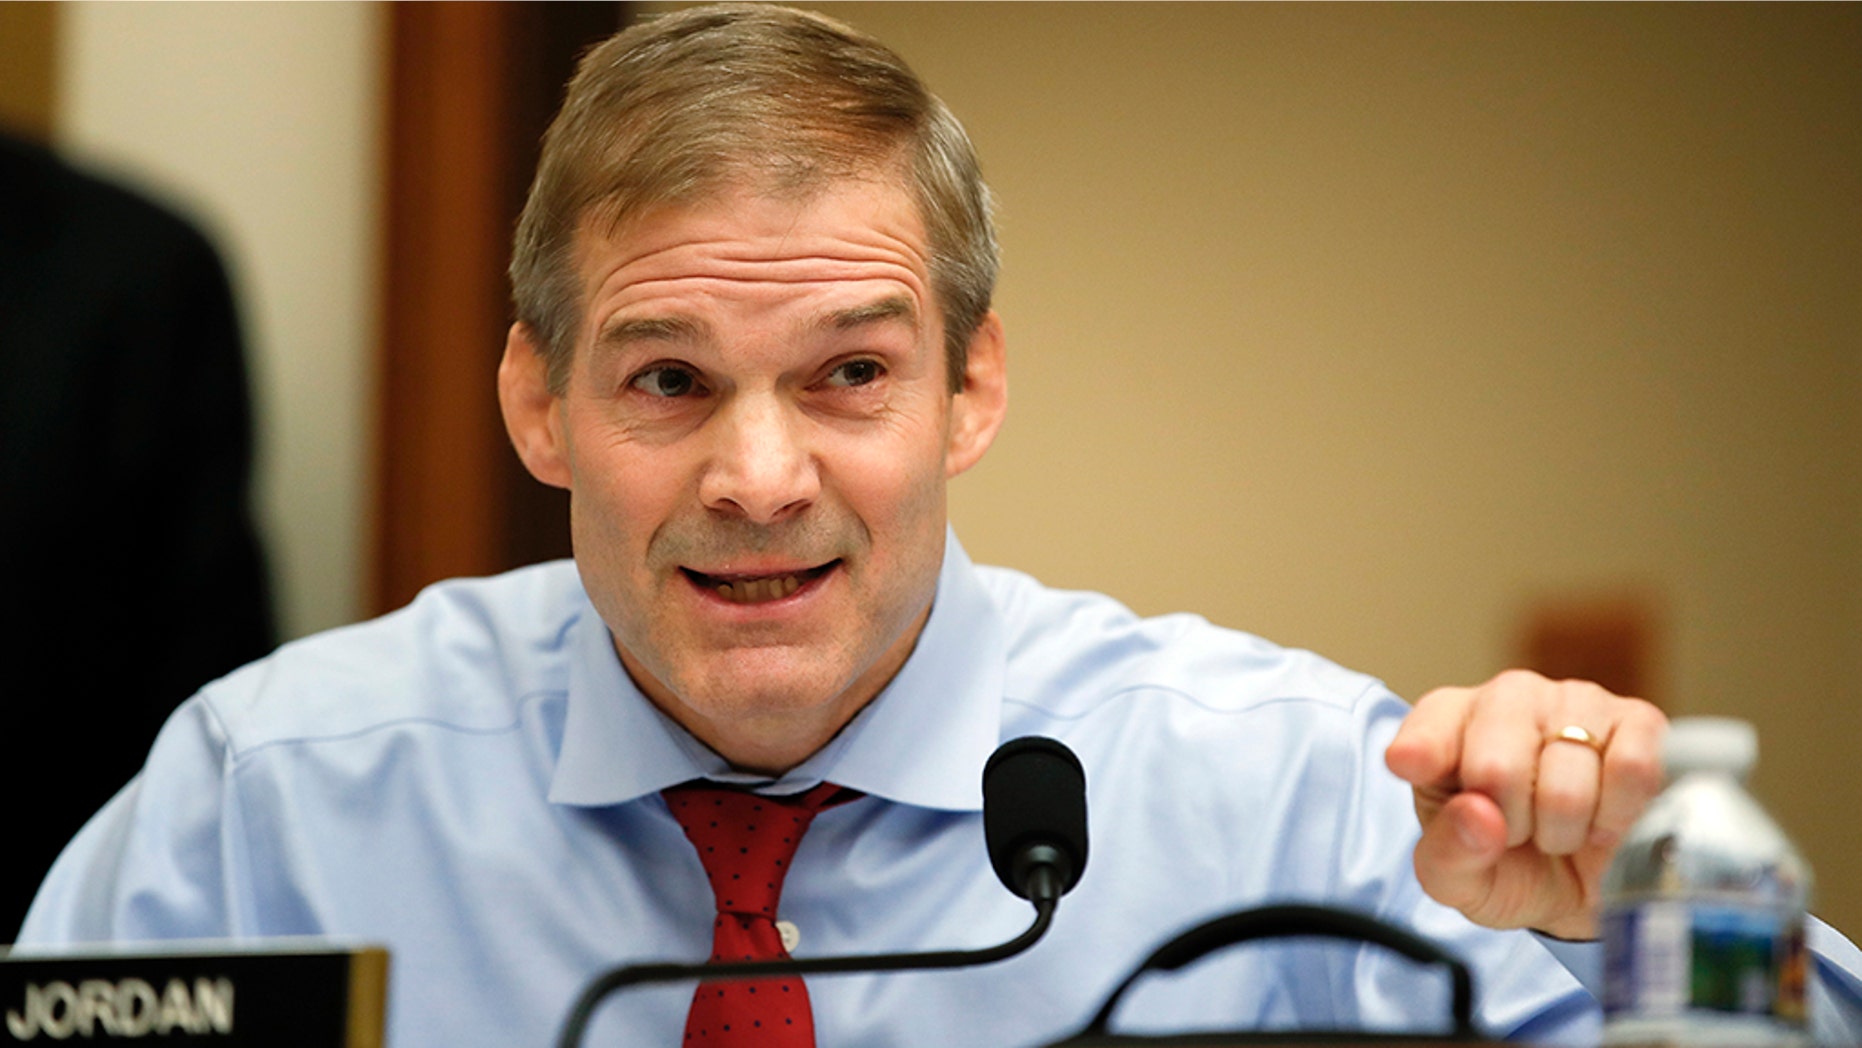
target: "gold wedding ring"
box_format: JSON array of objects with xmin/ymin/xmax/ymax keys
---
[{"xmin": 1547, "ymin": 724, "xmax": 1606, "ymax": 755}]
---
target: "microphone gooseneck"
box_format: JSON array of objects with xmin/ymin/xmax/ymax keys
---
[{"xmin": 555, "ymin": 736, "xmax": 1088, "ymax": 1048}]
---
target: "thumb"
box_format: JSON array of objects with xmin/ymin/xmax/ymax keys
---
[{"xmin": 1412, "ymin": 790, "xmax": 1508, "ymax": 920}]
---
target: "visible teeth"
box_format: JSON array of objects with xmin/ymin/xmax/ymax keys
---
[{"xmin": 716, "ymin": 575, "xmax": 803, "ymax": 604}]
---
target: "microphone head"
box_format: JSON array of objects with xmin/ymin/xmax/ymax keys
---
[{"xmin": 982, "ymin": 736, "xmax": 1089, "ymax": 900}]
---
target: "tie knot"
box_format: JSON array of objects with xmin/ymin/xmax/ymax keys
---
[{"xmin": 663, "ymin": 782, "xmax": 853, "ymax": 918}]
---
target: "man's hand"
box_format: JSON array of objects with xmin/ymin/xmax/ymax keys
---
[{"xmin": 1384, "ymin": 670, "xmax": 1668, "ymax": 940}]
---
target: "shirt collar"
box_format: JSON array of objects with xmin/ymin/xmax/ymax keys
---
[{"xmin": 549, "ymin": 528, "xmax": 1005, "ymax": 813}]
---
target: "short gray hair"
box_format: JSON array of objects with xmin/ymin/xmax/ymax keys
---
[{"xmin": 509, "ymin": 3, "xmax": 998, "ymax": 393}]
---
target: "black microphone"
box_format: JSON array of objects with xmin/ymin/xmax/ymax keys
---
[
  {"xmin": 555, "ymin": 735, "xmax": 1088, "ymax": 1048},
  {"xmin": 984, "ymin": 735, "xmax": 1088, "ymax": 905}
]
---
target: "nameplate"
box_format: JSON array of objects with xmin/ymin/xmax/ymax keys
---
[{"xmin": 0, "ymin": 943, "xmax": 387, "ymax": 1046}]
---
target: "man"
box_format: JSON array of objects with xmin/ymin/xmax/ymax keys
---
[{"xmin": 19, "ymin": 6, "xmax": 1862, "ymax": 1046}]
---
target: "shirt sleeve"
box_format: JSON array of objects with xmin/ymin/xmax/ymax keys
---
[
  {"xmin": 15, "ymin": 697, "xmax": 240, "ymax": 945},
  {"xmin": 1808, "ymin": 920, "xmax": 1862, "ymax": 1044},
  {"xmin": 1532, "ymin": 920, "xmax": 1862, "ymax": 1045}
]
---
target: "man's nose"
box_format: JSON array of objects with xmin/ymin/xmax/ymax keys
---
[{"xmin": 697, "ymin": 393, "xmax": 820, "ymax": 524}]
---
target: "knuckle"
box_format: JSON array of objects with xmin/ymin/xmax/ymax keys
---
[
  {"xmin": 1623, "ymin": 696, "xmax": 1669, "ymax": 730},
  {"xmin": 1459, "ymin": 752, "xmax": 1525, "ymax": 797},
  {"xmin": 1568, "ymin": 678, "xmax": 1616, "ymax": 706},
  {"xmin": 1535, "ymin": 781, "xmax": 1594, "ymax": 823},
  {"xmin": 1413, "ymin": 685, "xmax": 1448, "ymax": 705},
  {"xmin": 1412, "ymin": 685, "xmax": 1469, "ymax": 712},
  {"xmin": 1532, "ymin": 824, "xmax": 1579, "ymax": 857},
  {"xmin": 1607, "ymin": 746, "xmax": 1666, "ymax": 799},
  {"xmin": 1492, "ymin": 668, "xmax": 1549, "ymax": 693}
]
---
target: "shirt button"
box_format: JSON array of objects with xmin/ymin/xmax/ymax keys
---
[{"xmin": 776, "ymin": 919, "xmax": 801, "ymax": 953}]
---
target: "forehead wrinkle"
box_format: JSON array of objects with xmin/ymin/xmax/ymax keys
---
[{"xmin": 595, "ymin": 208, "xmax": 927, "ymax": 279}]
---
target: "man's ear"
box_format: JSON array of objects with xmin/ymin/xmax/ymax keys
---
[
  {"xmin": 498, "ymin": 323, "xmax": 572, "ymax": 490},
  {"xmin": 946, "ymin": 310, "xmax": 1008, "ymax": 478}
]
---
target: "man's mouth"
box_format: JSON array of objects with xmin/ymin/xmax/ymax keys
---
[{"xmin": 682, "ymin": 562, "xmax": 839, "ymax": 605}]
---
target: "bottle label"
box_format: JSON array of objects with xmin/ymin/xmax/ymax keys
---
[{"xmin": 1604, "ymin": 899, "xmax": 1808, "ymax": 1033}]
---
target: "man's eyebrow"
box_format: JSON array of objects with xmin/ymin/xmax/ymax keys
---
[
  {"xmin": 819, "ymin": 295, "xmax": 919, "ymax": 332},
  {"xmin": 594, "ymin": 315, "xmax": 704, "ymax": 352}
]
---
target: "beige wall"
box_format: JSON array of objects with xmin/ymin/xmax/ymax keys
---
[
  {"xmin": 769, "ymin": 2, "xmax": 1862, "ymax": 930},
  {"xmin": 55, "ymin": 2, "xmax": 384, "ymax": 640}
]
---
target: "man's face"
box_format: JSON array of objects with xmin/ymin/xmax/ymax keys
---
[{"xmin": 502, "ymin": 177, "xmax": 1004, "ymax": 772}]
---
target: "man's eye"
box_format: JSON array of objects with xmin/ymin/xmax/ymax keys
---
[
  {"xmin": 825, "ymin": 360, "xmax": 883, "ymax": 388},
  {"xmin": 630, "ymin": 366, "xmax": 700, "ymax": 398}
]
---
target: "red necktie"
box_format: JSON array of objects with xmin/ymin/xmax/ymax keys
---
[{"xmin": 663, "ymin": 781, "xmax": 855, "ymax": 1047}]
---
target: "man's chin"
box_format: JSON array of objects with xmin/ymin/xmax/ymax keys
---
[
  {"xmin": 681, "ymin": 675, "xmax": 853, "ymax": 725},
  {"xmin": 645, "ymin": 664, "xmax": 875, "ymax": 773},
  {"xmin": 662, "ymin": 655, "xmax": 864, "ymax": 726},
  {"xmin": 613, "ymin": 626, "xmax": 919, "ymax": 762}
]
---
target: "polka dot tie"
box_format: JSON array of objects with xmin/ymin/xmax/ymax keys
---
[{"xmin": 663, "ymin": 781, "xmax": 857, "ymax": 1047}]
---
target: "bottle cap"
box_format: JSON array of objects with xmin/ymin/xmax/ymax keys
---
[{"xmin": 1663, "ymin": 716, "xmax": 1757, "ymax": 778}]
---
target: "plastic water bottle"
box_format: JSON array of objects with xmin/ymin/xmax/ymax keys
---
[{"xmin": 1601, "ymin": 717, "xmax": 1812, "ymax": 1046}]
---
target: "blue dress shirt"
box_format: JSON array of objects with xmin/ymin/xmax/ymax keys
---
[{"xmin": 19, "ymin": 533, "xmax": 1862, "ymax": 1046}]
